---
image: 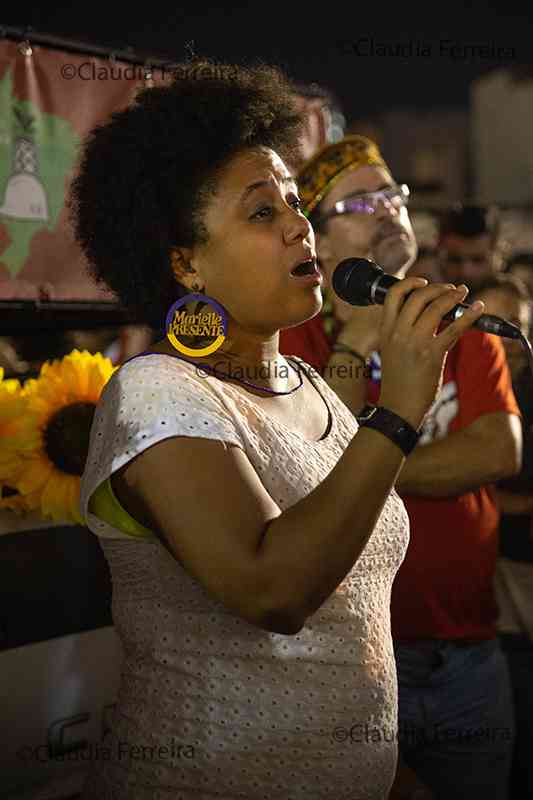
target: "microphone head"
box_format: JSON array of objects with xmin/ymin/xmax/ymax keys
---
[{"xmin": 331, "ymin": 258, "xmax": 384, "ymax": 305}]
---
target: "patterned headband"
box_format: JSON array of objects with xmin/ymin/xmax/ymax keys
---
[{"xmin": 297, "ymin": 135, "xmax": 389, "ymax": 219}]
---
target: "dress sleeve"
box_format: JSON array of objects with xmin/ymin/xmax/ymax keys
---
[{"xmin": 79, "ymin": 356, "xmax": 246, "ymax": 538}]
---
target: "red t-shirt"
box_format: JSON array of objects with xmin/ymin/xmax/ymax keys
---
[
  {"xmin": 279, "ymin": 315, "xmax": 336, "ymax": 375},
  {"xmin": 280, "ymin": 320, "xmax": 520, "ymax": 641}
]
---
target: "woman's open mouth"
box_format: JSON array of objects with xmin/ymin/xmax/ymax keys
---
[{"xmin": 289, "ymin": 258, "xmax": 323, "ymax": 285}]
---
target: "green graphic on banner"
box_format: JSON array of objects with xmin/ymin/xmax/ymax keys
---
[{"xmin": 0, "ymin": 68, "xmax": 80, "ymax": 276}]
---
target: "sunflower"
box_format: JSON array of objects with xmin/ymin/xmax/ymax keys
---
[
  {"xmin": 0, "ymin": 369, "xmax": 32, "ymax": 513},
  {"xmin": 2, "ymin": 350, "xmax": 117, "ymax": 524}
]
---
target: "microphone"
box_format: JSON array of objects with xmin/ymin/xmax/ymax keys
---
[{"xmin": 332, "ymin": 258, "xmax": 522, "ymax": 340}]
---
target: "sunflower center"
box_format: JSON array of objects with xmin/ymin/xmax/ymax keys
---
[{"xmin": 44, "ymin": 402, "xmax": 96, "ymax": 476}]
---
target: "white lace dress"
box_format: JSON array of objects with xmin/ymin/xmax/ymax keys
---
[{"xmin": 79, "ymin": 353, "xmax": 409, "ymax": 800}]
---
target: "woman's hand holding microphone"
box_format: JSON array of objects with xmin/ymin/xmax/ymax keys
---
[{"xmin": 377, "ymin": 278, "xmax": 485, "ymax": 430}]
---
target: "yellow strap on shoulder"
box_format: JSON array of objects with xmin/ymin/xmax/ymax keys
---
[{"xmin": 88, "ymin": 476, "xmax": 155, "ymax": 539}]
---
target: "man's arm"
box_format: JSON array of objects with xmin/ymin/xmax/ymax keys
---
[
  {"xmin": 322, "ymin": 304, "xmax": 383, "ymax": 414},
  {"xmin": 324, "ymin": 349, "xmax": 369, "ymax": 415},
  {"xmin": 322, "ymin": 309, "xmax": 522, "ymax": 497},
  {"xmin": 395, "ymin": 411, "xmax": 522, "ymax": 497}
]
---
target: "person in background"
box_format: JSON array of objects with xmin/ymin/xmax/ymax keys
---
[
  {"xmin": 3, "ymin": 331, "xmax": 73, "ymax": 380},
  {"xmin": 105, "ymin": 324, "xmax": 156, "ymax": 364},
  {"xmin": 470, "ymin": 274, "xmax": 533, "ymax": 551},
  {"xmin": 280, "ymin": 135, "xmax": 523, "ymax": 800},
  {"xmin": 438, "ymin": 204, "xmax": 507, "ymax": 297},
  {"xmin": 407, "ymin": 246, "xmax": 442, "ymax": 283},
  {"xmin": 0, "ymin": 282, "xmax": 63, "ymax": 377},
  {"xmin": 290, "ymin": 81, "xmax": 346, "ymax": 167},
  {"xmin": 471, "ymin": 272, "xmax": 533, "ymax": 800},
  {"xmin": 505, "ymin": 251, "xmax": 533, "ymax": 298},
  {"xmin": 0, "ymin": 337, "xmax": 30, "ymax": 377},
  {"xmin": 68, "ymin": 327, "xmax": 122, "ymax": 361}
]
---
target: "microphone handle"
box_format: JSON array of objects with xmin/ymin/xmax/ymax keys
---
[{"xmin": 371, "ymin": 277, "xmax": 522, "ymax": 341}]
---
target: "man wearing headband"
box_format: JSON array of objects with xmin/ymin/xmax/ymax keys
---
[
  {"xmin": 279, "ymin": 135, "xmax": 417, "ymax": 382},
  {"xmin": 279, "ymin": 136, "xmax": 522, "ymax": 800}
]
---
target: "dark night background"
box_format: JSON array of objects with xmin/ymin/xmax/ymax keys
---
[{"xmin": 2, "ymin": 3, "xmax": 533, "ymax": 119}]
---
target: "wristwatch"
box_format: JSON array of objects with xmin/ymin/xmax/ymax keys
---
[{"xmin": 356, "ymin": 404, "xmax": 420, "ymax": 456}]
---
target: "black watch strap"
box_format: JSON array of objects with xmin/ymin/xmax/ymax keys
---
[{"xmin": 356, "ymin": 405, "xmax": 420, "ymax": 456}]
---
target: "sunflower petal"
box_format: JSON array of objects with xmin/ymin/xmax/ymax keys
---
[
  {"xmin": 40, "ymin": 472, "xmax": 63, "ymax": 520},
  {"xmin": 17, "ymin": 458, "xmax": 53, "ymax": 494}
]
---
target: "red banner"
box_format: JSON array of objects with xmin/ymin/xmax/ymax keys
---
[{"xmin": 0, "ymin": 38, "xmax": 164, "ymax": 301}]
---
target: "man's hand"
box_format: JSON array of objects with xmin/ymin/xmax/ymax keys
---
[
  {"xmin": 323, "ymin": 301, "xmax": 383, "ymax": 416},
  {"xmin": 333, "ymin": 300, "xmax": 383, "ymax": 356}
]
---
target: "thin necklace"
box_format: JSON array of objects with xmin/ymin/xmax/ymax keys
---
[{"xmin": 128, "ymin": 350, "xmax": 304, "ymax": 396}]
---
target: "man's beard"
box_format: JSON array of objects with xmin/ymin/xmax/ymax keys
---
[{"xmin": 371, "ymin": 225, "xmax": 416, "ymax": 276}]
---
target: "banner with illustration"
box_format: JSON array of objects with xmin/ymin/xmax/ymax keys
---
[{"xmin": 0, "ymin": 37, "xmax": 164, "ymax": 301}]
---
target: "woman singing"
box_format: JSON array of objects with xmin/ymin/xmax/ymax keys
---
[{"xmin": 70, "ymin": 59, "xmax": 484, "ymax": 799}]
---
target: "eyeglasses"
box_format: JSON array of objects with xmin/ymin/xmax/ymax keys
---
[{"xmin": 314, "ymin": 184, "xmax": 410, "ymax": 224}]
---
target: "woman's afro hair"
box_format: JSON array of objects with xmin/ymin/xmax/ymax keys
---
[{"xmin": 67, "ymin": 58, "xmax": 304, "ymax": 329}]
